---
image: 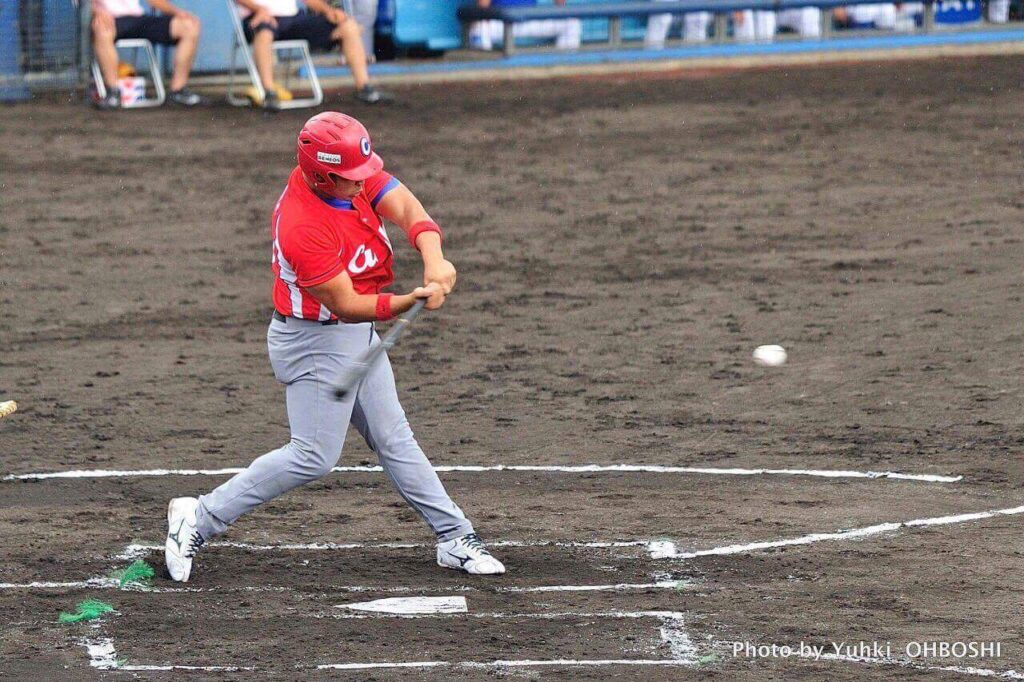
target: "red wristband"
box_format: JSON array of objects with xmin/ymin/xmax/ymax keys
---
[
  {"xmin": 407, "ymin": 220, "xmax": 443, "ymax": 250},
  {"xmin": 375, "ymin": 293, "xmax": 394, "ymax": 321}
]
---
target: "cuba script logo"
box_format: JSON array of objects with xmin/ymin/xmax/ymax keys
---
[
  {"xmin": 359, "ymin": 137, "xmax": 371, "ymax": 157},
  {"xmin": 317, "ymin": 151, "xmax": 341, "ymax": 165},
  {"xmin": 348, "ymin": 244, "xmax": 379, "ymax": 274},
  {"xmin": 377, "ymin": 225, "xmax": 393, "ymax": 253}
]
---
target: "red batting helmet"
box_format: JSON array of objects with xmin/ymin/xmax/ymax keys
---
[{"xmin": 296, "ymin": 112, "xmax": 384, "ymax": 191}]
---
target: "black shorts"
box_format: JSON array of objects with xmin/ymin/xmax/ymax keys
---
[
  {"xmin": 114, "ymin": 15, "xmax": 176, "ymax": 45},
  {"xmin": 243, "ymin": 11, "xmax": 337, "ymax": 51}
]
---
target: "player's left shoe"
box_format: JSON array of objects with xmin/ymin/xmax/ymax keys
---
[
  {"xmin": 354, "ymin": 84, "xmax": 392, "ymax": 104},
  {"xmin": 165, "ymin": 497, "xmax": 205, "ymax": 582},
  {"xmin": 436, "ymin": 533, "xmax": 506, "ymax": 575}
]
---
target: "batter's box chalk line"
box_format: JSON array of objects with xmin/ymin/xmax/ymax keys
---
[
  {"xmin": 2, "ymin": 462, "xmax": 962, "ymax": 482},
  {"xmin": 7, "ymin": 502, "xmax": 1024, "ymax": 592},
  {"xmin": 80, "ymin": 609, "xmax": 699, "ymax": 672}
]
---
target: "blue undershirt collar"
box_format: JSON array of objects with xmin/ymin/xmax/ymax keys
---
[{"xmin": 319, "ymin": 195, "xmax": 355, "ymax": 210}]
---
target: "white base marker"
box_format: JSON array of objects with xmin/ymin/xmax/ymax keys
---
[
  {"xmin": 3, "ymin": 463, "xmax": 961, "ymax": 482},
  {"xmin": 341, "ymin": 596, "xmax": 468, "ymax": 615},
  {"xmin": 664, "ymin": 504, "xmax": 1024, "ymax": 559}
]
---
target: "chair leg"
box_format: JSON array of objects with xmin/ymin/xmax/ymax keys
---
[{"xmin": 273, "ymin": 41, "xmax": 322, "ymax": 109}]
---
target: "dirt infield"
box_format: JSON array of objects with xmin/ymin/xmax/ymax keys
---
[{"xmin": 1, "ymin": 55, "xmax": 1022, "ymax": 679}]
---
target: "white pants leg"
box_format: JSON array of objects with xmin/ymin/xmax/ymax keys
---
[
  {"xmin": 988, "ymin": 0, "xmax": 1011, "ymax": 21},
  {"xmin": 778, "ymin": 7, "xmax": 821, "ymax": 37},
  {"xmin": 683, "ymin": 12, "xmax": 712, "ymax": 41},
  {"xmin": 848, "ymin": 4, "xmax": 898, "ymax": 28},
  {"xmin": 735, "ymin": 10, "xmax": 776, "ymax": 40},
  {"xmin": 470, "ymin": 18, "xmax": 581, "ymax": 50},
  {"xmin": 645, "ymin": 12, "xmax": 673, "ymax": 48}
]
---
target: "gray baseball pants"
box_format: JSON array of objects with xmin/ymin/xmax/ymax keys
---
[{"xmin": 194, "ymin": 316, "xmax": 474, "ymax": 542}]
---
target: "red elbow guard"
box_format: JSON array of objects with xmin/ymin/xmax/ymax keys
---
[
  {"xmin": 407, "ymin": 220, "xmax": 443, "ymax": 250},
  {"xmin": 375, "ymin": 293, "xmax": 395, "ymax": 321}
]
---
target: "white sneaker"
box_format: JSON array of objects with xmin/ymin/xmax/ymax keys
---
[
  {"xmin": 165, "ymin": 497, "xmax": 204, "ymax": 582},
  {"xmin": 436, "ymin": 533, "xmax": 506, "ymax": 575}
]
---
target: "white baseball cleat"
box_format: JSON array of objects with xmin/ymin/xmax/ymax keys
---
[
  {"xmin": 436, "ymin": 533, "xmax": 506, "ymax": 575},
  {"xmin": 165, "ymin": 497, "xmax": 204, "ymax": 582}
]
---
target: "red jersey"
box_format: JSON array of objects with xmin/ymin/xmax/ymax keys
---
[{"xmin": 271, "ymin": 166, "xmax": 401, "ymax": 321}]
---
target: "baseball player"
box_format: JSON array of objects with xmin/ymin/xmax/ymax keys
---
[{"xmin": 165, "ymin": 112, "xmax": 505, "ymax": 582}]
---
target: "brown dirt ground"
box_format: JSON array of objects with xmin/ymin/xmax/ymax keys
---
[{"xmin": 0, "ymin": 54, "xmax": 1022, "ymax": 680}]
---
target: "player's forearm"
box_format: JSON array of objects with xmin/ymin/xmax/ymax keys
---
[
  {"xmin": 416, "ymin": 232, "xmax": 445, "ymax": 266},
  {"xmin": 316, "ymin": 291, "xmax": 420, "ymax": 322}
]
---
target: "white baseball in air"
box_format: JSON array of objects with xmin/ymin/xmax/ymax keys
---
[{"xmin": 752, "ymin": 345, "xmax": 787, "ymax": 367}]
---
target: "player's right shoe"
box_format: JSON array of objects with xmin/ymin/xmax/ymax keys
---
[
  {"xmin": 436, "ymin": 533, "xmax": 506, "ymax": 575},
  {"xmin": 165, "ymin": 497, "xmax": 204, "ymax": 582}
]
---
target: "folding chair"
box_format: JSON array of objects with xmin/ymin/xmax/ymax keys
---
[
  {"xmin": 91, "ymin": 38, "xmax": 166, "ymax": 108},
  {"xmin": 225, "ymin": 0, "xmax": 323, "ymax": 109}
]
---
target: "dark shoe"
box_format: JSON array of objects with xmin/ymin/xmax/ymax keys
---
[
  {"xmin": 262, "ymin": 88, "xmax": 280, "ymax": 111},
  {"xmin": 168, "ymin": 87, "xmax": 204, "ymax": 107},
  {"xmin": 93, "ymin": 86, "xmax": 121, "ymax": 110},
  {"xmin": 354, "ymin": 84, "xmax": 391, "ymax": 104}
]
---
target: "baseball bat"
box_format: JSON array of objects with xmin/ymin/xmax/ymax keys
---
[{"xmin": 332, "ymin": 298, "xmax": 428, "ymax": 401}]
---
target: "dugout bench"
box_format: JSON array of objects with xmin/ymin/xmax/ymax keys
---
[{"xmin": 457, "ymin": 0, "xmax": 940, "ymax": 56}]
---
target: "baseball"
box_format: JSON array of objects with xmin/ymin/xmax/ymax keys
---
[{"xmin": 752, "ymin": 345, "xmax": 787, "ymax": 367}]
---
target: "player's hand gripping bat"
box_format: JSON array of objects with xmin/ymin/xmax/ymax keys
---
[{"xmin": 332, "ymin": 299, "xmax": 427, "ymax": 401}]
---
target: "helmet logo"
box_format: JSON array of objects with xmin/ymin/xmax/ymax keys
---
[
  {"xmin": 359, "ymin": 137, "xmax": 371, "ymax": 157},
  {"xmin": 317, "ymin": 151, "xmax": 342, "ymax": 165}
]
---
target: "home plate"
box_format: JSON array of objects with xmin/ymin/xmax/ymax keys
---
[{"xmin": 337, "ymin": 596, "xmax": 469, "ymax": 615}]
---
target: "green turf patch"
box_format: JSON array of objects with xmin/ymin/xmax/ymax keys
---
[
  {"xmin": 58, "ymin": 599, "xmax": 114, "ymax": 624},
  {"xmin": 114, "ymin": 559, "xmax": 156, "ymax": 589}
]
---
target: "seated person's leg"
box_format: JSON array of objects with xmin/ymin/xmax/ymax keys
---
[
  {"xmin": 243, "ymin": 15, "xmax": 282, "ymax": 92},
  {"xmin": 350, "ymin": 0, "xmax": 378, "ymax": 61},
  {"xmin": 278, "ymin": 12, "xmax": 385, "ymax": 100},
  {"xmin": 91, "ymin": 11, "xmax": 119, "ymax": 90},
  {"xmin": 332, "ymin": 15, "xmax": 371, "ymax": 89},
  {"xmin": 167, "ymin": 13, "xmax": 201, "ymax": 91}
]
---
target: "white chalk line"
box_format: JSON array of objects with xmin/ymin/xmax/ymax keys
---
[
  {"xmin": 318, "ymin": 659, "xmax": 697, "ymax": 671},
  {"xmin": 82, "ymin": 611, "xmax": 698, "ymax": 672},
  {"xmin": 663, "ymin": 504, "xmax": 1024, "ymax": 560},
  {"xmin": 84, "ymin": 636, "xmax": 254, "ymax": 672},
  {"xmin": 819, "ymin": 652, "xmax": 1024, "ymax": 680},
  {"xmin": 12, "ymin": 502, "xmax": 1023, "ymax": 590},
  {"xmin": 114, "ymin": 538, "xmax": 665, "ymax": 562},
  {"xmin": 1, "ymin": 572, "xmax": 688, "ymax": 594},
  {"xmin": 2, "ymin": 463, "xmax": 962, "ymax": 482}
]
